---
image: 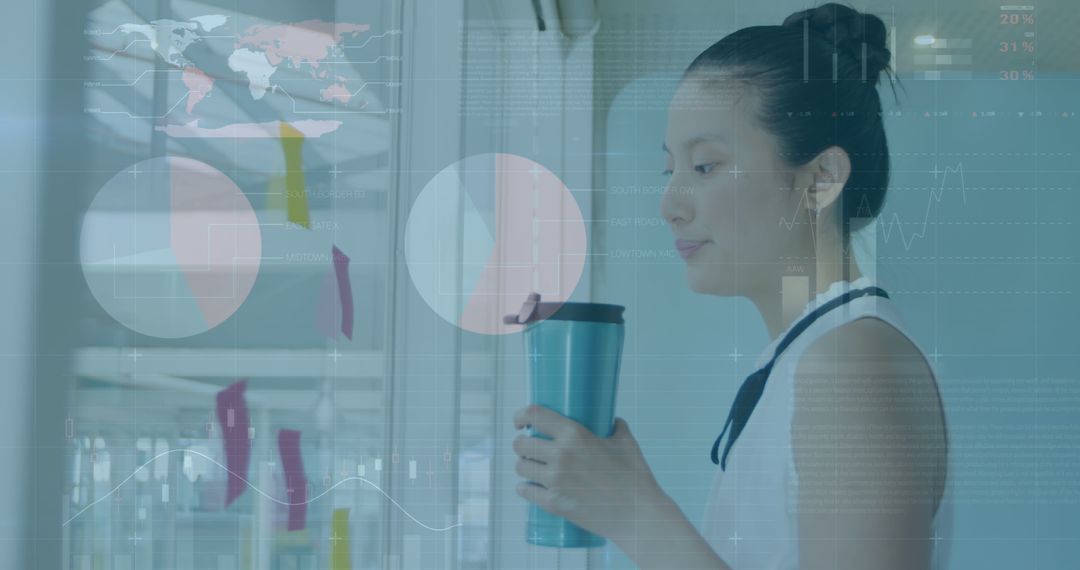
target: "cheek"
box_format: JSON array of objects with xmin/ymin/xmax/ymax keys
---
[
  {"xmin": 715, "ymin": 174, "xmax": 795, "ymax": 258},
  {"xmin": 697, "ymin": 183, "xmax": 739, "ymax": 238}
]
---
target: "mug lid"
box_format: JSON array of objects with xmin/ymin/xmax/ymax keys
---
[{"xmin": 503, "ymin": 293, "xmax": 625, "ymax": 325}]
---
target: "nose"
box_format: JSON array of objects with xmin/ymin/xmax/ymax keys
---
[{"xmin": 660, "ymin": 179, "xmax": 693, "ymax": 228}]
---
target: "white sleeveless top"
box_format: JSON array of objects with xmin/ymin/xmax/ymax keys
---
[{"xmin": 700, "ymin": 276, "xmax": 953, "ymax": 569}]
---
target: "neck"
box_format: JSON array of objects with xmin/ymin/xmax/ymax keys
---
[{"xmin": 748, "ymin": 228, "xmax": 864, "ymax": 340}]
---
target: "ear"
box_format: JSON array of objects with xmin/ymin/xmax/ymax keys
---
[{"xmin": 794, "ymin": 147, "xmax": 852, "ymax": 214}]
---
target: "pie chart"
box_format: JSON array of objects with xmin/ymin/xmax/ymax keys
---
[
  {"xmin": 80, "ymin": 156, "xmax": 262, "ymax": 338},
  {"xmin": 404, "ymin": 153, "xmax": 587, "ymax": 335}
]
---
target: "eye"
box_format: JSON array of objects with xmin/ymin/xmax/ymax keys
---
[
  {"xmin": 661, "ymin": 169, "xmax": 673, "ymax": 177},
  {"xmin": 694, "ymin": 162, "xmax": 718, "ymax": 175}
]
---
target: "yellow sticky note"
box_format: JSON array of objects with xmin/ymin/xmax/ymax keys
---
[
  {"xmin": 331, "ymin": 508, "xmax": 352, "ymax": 570},
  {"xmin": 279, "ymin": 122, "xmax": 310, "ymax": 229}
]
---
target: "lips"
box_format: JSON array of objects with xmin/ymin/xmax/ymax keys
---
[{"xmin": 675, "ymin": 239, "xmax": 710, "ymax": 259}]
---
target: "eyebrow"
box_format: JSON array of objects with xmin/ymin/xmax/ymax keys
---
[{"xmin": 662, "ymin": 134, "xmax": 728, "ymax": 153}]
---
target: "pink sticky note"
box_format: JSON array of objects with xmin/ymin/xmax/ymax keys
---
[
  {"xmin": 278, "ymin": 429, "xmax": 308, "ymax": 531},
  {"xmin": 332, "ymin": 245, "xmax": 354, "ymax": 340},
  {"xmin": 216, "ymin": 380, "xmax": 251, "ymax": 507}
]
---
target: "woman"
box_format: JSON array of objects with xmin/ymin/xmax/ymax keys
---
[{"xmin": 512, "ymin": 4, "xmax": 950, "ymax": 569}]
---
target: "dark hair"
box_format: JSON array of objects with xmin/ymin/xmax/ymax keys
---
[{"xmin": 683, "ymin": 3, "xmax": 896, "ymax": 238}]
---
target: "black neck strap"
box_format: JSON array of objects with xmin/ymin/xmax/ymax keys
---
[{"xmin": 711, "ymin": 285, "xmax": 891, "ymax": 468}]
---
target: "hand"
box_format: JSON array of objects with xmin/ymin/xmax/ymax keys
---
[{"xmin": 511, "ymin": 404, "xmax": 673, "ymax": 543}]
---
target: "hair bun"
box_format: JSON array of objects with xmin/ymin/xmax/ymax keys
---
[{"xmin": 783, "ymin": 3, "xmax": 891, "ymax": 81}]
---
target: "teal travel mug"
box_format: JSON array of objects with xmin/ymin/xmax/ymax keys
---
[{"xmin": 506, "ymin": 293, "xmax": 626, "ymax": 548}]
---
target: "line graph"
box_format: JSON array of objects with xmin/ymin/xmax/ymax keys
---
[
  {"xmin": 778, "ymin": 162, "xmax": 970, "ymax": 251},
  {"xmin": 778, "ymin": 184, "xmax": 821, "ymax": 231},
  {"xmin": 63, "ymin": 448, "xmax": 463, "ymax": 532},
  {"xmin": 879, "ymin": 163, "xmax": 968, "ymax": 250}
]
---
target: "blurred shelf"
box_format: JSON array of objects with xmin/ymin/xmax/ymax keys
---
[
  {"xmin": 175, "ymin": 511, "xmax": 253, "ymax": 522},
  {"xmin": 75, "ymin": 346, "xmax": 386, "ymax": 379},
  {"xmin": 74, "ymin": 346, "xmax": 500, "ymax": 381}
]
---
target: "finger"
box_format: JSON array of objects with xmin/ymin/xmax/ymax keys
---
[
  {"xmin": 516, "ymin": 481, "xmax": 560, "ymax": 515},
  {"xmin": 512, "ymin": 433, "xmax": 556, "ymax": 463},
  {"xmin": 513, "ymin": 404, "xmax": 584, "ymax": 440},
  {"xmin": 514, "ymin": 457, "xmax": 550, "ymax": 486},
  {"xmin": 611, "ymin": 417, "xmax": 631, "ymax": 439},
  {"xmin": 611, "ymin": 418, "xmax": 644, "ymax": 456}
]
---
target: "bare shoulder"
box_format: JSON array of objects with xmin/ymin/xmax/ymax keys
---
[
  {"xmin": 799, "ymin": 315, "xmax": 931, "ymax": 369},
  {"xmin": 791, "ymin": 316, "xmax": 947, "ymax": 519},
  {"xmin": 794, "ymin": 316, "xmax": 943, "ymax": 417}
]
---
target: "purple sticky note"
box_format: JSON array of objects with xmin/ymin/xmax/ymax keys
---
[
  {"xmin": 216, "ymin": 380, "xmax": 251, "ymax": 508},
  {"xmin": 278, "ymin": 429, "xmax": 308, "ymax": 531},
  {"xmin": 331, "ymin": 245, "xmax": 354, "ymax": 341}
]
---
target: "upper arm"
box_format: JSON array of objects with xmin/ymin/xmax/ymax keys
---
[{"xmin": 792, "ymin": 317, "xmax": 946, "ymax": 570}]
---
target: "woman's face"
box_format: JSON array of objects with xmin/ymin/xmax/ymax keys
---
[{"xmin": 660, "ymin": 74, "xmax": 810, "ymax": 297}]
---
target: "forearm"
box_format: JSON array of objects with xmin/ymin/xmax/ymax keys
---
[{"xmin": 612, "ymin": 492, "xmax": 733, "ymax": 570}]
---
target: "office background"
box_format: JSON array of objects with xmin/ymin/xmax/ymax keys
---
[{"xmin": 1, "ymin": 0, "xmax": 1076, "ymax": 568}]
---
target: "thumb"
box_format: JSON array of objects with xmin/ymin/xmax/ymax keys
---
[{"xmin": 611, "ymin": 417, "xmax": 633, "ymax": 440}]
